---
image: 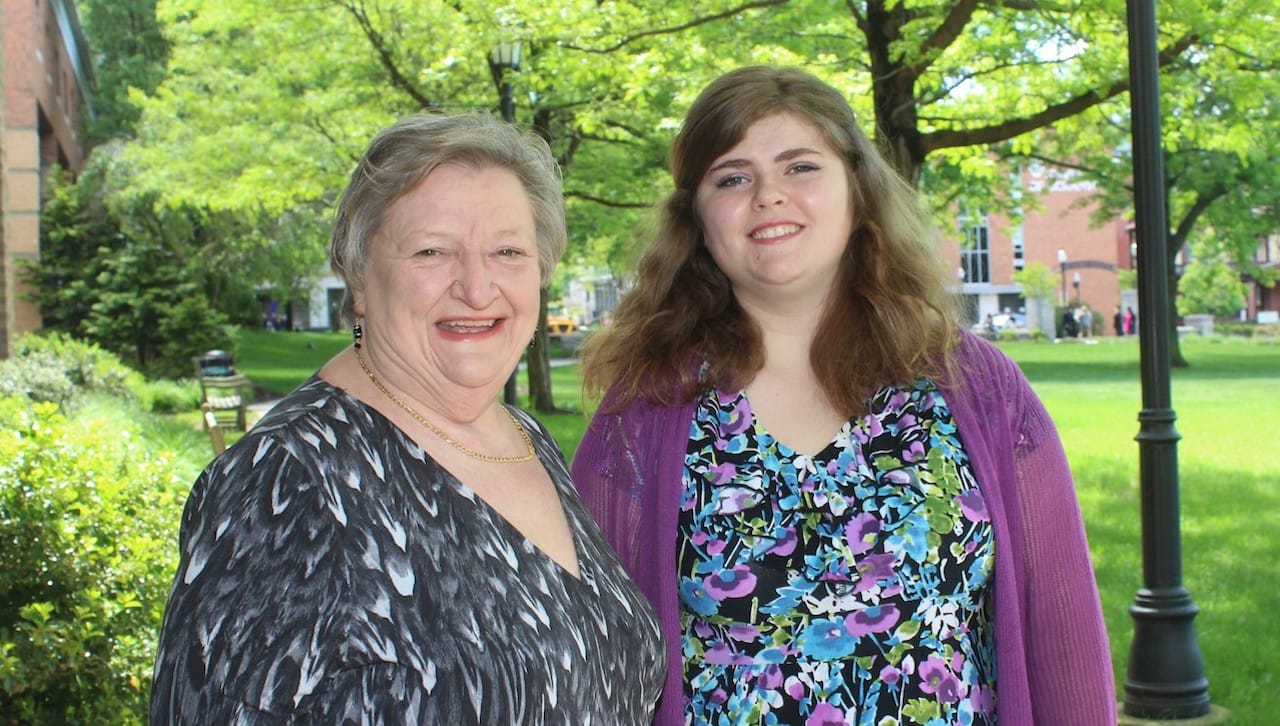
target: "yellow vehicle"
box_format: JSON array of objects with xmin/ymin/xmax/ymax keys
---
[{"xmin": 546, "ymin": 315, "xmax": 577, "ymax": 334}]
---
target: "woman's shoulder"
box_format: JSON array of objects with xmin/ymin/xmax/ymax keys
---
[{"xmin": 947, "ymin": 329, "xmax": 1029, "ymax": 394}]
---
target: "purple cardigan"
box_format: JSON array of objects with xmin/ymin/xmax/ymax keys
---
[{"xmin": 571, "ymin": 332, "xmax": 1116, "ymax": 725}]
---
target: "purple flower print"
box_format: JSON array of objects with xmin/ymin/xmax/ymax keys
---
[
  {"xmin": 919, "ymin": 655, "xmax": 962, "ymax": 704},
  {"xmin": 727, "ymin": 623, "xmax": 760, "ymax": 642},
  {"xmin": 769, "ymin": 527, "xmax": 798, "ymax": 556},
  {"xmin": 710, "ymin": 461, "xmax": 738, "ymax": 485},
  {"xmin": 902, "ymin": 439, "xmax": 925, "ymax": 463},
  {"xmin": 704, "ymin": 642, "xmax": 753, "ymax": 666},
  {"xmin": 805, "ymin": 702, "xmax": 850, "ymax": 726},
  {"xmin": 853, "ymin": 552, "xmax": 897, "ymax": 593},
  {"xmin": 704, "ymin": 564, "xmax": 757, "ymax": 600},
  {"xmin": 957, "ymin": 488, "xmax": 989, "ymax": 522},
  {"xmin": 879, "ymin": 664, "xmax": 902, "ymax": 685},
  {"xmin": 714, "ymin": 487, "xmax": 758, "ymax": 515},
  {"xmin": 843, "ymin": 513, "xmax": 881, "ymax": 555},
  {"xmin": 970, "ymin": 685, "xmax": 995, "ymax": 714},
  {"xmin": 756, "ymin": 663, "xmax": 784, "ymax": 689},
  {"xmin": 844, "ymin": 604, "xmax": 901, "ymax": 637}
]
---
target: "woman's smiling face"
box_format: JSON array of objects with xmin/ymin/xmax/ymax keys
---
[
  {"xmin": 353, "ymin": 163, "xmax": 541, "ymax": 397},
  {"xmin": 695, "ymin": 112, "xmax": 853, "ymax": 310}
]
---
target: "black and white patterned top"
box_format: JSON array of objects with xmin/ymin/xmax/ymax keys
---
[{"xmin": 151, "ymin": 376, "xmax": 665, "ymax": 725}]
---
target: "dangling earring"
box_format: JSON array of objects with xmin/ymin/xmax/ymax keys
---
[{"xmin": 352, "ymin": 318, "xmax": 363, "ymax": 350}]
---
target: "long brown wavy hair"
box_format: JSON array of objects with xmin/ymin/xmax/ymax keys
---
[{"xmin": 582, "ymin": 66, "xmax": 959, "ymax": 415}]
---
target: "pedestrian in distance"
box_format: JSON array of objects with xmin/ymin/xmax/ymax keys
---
[
  {"xmin": 571, "ymin": 65, "xmax": 1115, "ymax": 725},
  {"xmin": 151, "ymin": 112, "xmax": 664, "ymax": 724}
]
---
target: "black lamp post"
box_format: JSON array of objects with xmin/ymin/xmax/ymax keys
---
[
  {"xmin": 489, "ymin": 40, "xmax": 522, "ymax": 406},
  {"xmin": 1057, "ymin": 248, "xmax": 1068, "ymax": 306},
  {"xmin": 1123, "ymin": 0, "xmax": 1214, "ymax": 719},
  {"xmin": 1072, "ymin": 271, "xmax": 1081, "ymax": 303}
]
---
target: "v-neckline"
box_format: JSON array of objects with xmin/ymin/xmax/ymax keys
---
[
  {"xmin": 736, "ymin": 389, "xmax": 849, "ymax": 461},
  {"xmin": 339, "ymin": 381, "xmax": 587, "ymax": 584}
]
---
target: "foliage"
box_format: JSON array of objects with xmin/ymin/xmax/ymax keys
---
[
  {"xmin": 137, "ymin": 378, "xmax": 203, "ymax": 415},
  {"xmin": 1017, "ymin": 0, "xmax": 1280, "ymax": 366},
  {"xmin": 79, "ymin": 0, "xmax": 170, "ymax": 144},
  {"xmin": 1177, "ymin": 239, "xmax": 1248, "ymax": 317},
  {"xmin": 114, "ymin": 0, "xmax": 1255, "ymax": 409},
  {"xmin": 0, "ymin": 393, "xmax": 194, "ymax": 724},
  {"xmin": 1215, "ymin": 322, "xmax": 1280, "ymax": 338},
  {"xmin": 1011, "ymin": 262, "xmax": 1057, "ymax": 302},
  {"xmin": 24, "ymin": 157, "xmax": 240, "ymax": 379},
  {"xmin": 0, "ymin": 334, "xmax": 146, "ymax": 412}
]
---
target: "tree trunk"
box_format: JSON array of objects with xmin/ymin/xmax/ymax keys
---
[
  {"xmin": 527, "ymin": 289, "xmax": 559, "ymax": 413},
  {"xmin": 1166, "ymin": 255, "xmax": 1188, "ymax": 368}
]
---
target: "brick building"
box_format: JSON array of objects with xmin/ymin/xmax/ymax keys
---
[
  {"xmin": 0, "ymin": 0, "xmax": 93, "ymax": 358},
  {"xmin": 946, "ymin": 161, "xmax": 1141, "ymax": 336}
]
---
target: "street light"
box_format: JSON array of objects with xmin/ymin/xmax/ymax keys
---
[
  {"xmin": 1123, "ymin": 0, "xmax": 1213, "ymax": 719},
  {"xmin": 1073, "ymin": 271, "xmax": 1081, "ymax": 302},
  {"xmin": 488, "ymin": 41, "xmax": 522, "ymax": 124},
  {"xmin": 489, "ymin": 40, "xmax": 522, "ymax": 405},
  {"xmin": 1130, "ymin": 240, "xmax": 1138, "ymax": 270},
  {"xmin": 1057, "ymin": 249, "xmax": 1068, "ymax": 306}
]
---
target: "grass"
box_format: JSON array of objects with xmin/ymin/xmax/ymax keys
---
[{"xmin": 234, "ymin": 329, "xmax": 1279, "ymax": 722}]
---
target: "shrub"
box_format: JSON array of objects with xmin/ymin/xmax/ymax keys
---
[
  {"xmin": 6, "ymin": 332, "xmax": 145, "ymax": 404},
  {"xmin": 139, "ymin": 378, "xmax": 203, "ymax": 415},
  {"xmin": 0, "ymin": 394, "xmax": 192, "ymax": 724},
  {"xmin": 0, "ymin": 352, "xmax": 79, "ymax": 409}
]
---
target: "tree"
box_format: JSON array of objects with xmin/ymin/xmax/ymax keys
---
[
  {"xmin": 1021, "ymin": 0, "xmax": 1280, "ymax": 364},
  {"xmin": 1177, "ymin": 238, "xmax": 1248, "ymax": 318},
  {"xmin": 118, "ymin": 0, "xmax": 1271, "ymax": 386},
  {"xmin": 79, "ymin": 0, "xmax": 170, "ymax": 144},
  {"xmin": 24, "ymin": 149, "xmax": 236, "ymax": 378}
]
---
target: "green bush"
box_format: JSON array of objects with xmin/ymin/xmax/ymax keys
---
[
  {"xmin": 0, "ymin": 352, "xmax": 79, "ymax": 409},
  {"xmin": 0, "ymin": 338, "xmax": 202, "ymax": 722},
  {"xmin": 0, "ymin": 334, "xmax": 148, "ymax": 413},
  {"xmin": 0, "ymin": 394, "xmax": 191, "ymax": 723},
  {"xmin": 139, "ymin": 378, "xmax": 203, "ymax": 415},
  {"xmin": 1216, "ymin": 321, "xmax": 1280, "ymax": 339}
]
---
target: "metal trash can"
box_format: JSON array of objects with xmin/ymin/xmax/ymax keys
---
[{"xmin": 196, "ymin": 350, "xmax": 236, "ymax": 377}]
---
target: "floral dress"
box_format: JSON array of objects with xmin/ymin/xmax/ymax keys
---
[{"xmin": 678, "ymin": 380, "xmax": 996, "ymax": 726}]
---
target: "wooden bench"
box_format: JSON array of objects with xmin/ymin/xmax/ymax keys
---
[
  {"xmin": 201, "ymin": 403, "xmax": 227, "ymax": 455},
  {"xmin": 193, "ymin": 355, "xmax": 251, "ymax": 433}
]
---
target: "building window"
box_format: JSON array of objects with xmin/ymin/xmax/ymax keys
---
[
  {"xmin": 1011, "ymin": 226, "xmax": 1025, "ymax": 271},
  {"xmin": 960, "ymin": 216, "xmax": 991, "ymax": 284}
]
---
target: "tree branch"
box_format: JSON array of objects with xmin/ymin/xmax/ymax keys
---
[
  {"xmin": 564, "ymin": 190, "xmax": 650, "ymax": 208},
  {"xmin": 559, "ymin": 0, "xmax": 789, "ymax": 53},
  {"xmin": 922, "ymin": 32, "xmax": 1198, "ymax": 154},
  {"xmin": 337, "ymin": 0, "xmax": 436, "ymax": 110}
]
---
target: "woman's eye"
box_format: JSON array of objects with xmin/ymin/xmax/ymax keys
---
[
  {"xmin": 714, "ymin": 173, "xmax": 749, "ymax": 188},
  {"xmin": 496, "ymin": 247, "xmax": 531, "ymax": 259},
  {"xmin": 788, "ymin": 161, "xmax": 819, "ymax": 174},
  {"xmin": 416, "ymin": 248, "xmax": 442, "ymax": 258}
]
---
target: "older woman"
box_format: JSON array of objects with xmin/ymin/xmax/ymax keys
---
[
  {"xmin": 151, "ymin": 113, "xmax": 664, "ymax": 723},
  {"xmin": 573, "ymin": 67, "xmax": 1114, "ymax": 725}
]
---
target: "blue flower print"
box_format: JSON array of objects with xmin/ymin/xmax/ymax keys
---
[
  {"xmin": 797, "ymin": 618, "xmax": 856, "ymax": 659},
  {"xmin": 681, "ymin": 577, "xmax": 721, "ymax": 616}
]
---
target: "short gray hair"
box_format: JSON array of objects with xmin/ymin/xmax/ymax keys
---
[{"xmin": 330, "ymin": 112, "xmax": 567, "ymax": 323}]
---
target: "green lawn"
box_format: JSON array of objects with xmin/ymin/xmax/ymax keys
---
[{"xmin": 235, "ymin": 329, "xmax": 1278, "ymax": 722}]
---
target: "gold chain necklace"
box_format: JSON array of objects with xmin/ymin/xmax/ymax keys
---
[{"xmin": 355, "ymin": 349, "xmax": 535, "ymax": 464}]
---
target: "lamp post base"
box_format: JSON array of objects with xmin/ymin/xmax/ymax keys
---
[{"xmin": 1117, "ymin": 703, "xmax": 1230, "ymax": 725}]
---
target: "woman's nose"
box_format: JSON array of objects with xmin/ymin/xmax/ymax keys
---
[
  {"xmin": 452, "ymin": 256, "xmax": 498, "ymax": 306},
  {"xmin": 753, "ymin": 178, "xmax": 785, "ymax": 208}
]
